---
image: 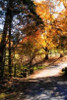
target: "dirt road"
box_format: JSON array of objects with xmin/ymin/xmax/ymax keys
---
[
  {"xmin": 2, "ymin": 57, "xmax": 67, "ymax": 100},
  {"xmin": 29, "ymin": 62, "xmax": 67, "ymax": 79}
]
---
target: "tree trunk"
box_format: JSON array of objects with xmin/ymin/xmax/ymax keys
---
[
  {"xmin": 0, "ymin": 9, "xmax": 9, "ymax": 77},
  {"xmin": 44, "ymin": 47, "xmax": 49, "ymax": 60},
  {"xmin": 60, "ymin": 53, "xmax": 63, "ymax": 57},
  {"xmin": 60, "ymin": 50, "xmax": 64, "ymax": 58},
  {"xmin": 0, "ymin": 0, "xmax": 13, "ymax": 77},
  {"xmin": 8, "ymin": 15, "xmax": 13, "ymax": 77},
  {"xmin": 29, "ymin": 55, "xmax": 35, "ymax": 74},
  {"xmin": 45, "ymin": 53, "xmax": 49, "ymax": 60},
  {"xmin": 14, "ymin": 64, "xmax": 16, "ymax": 77}
]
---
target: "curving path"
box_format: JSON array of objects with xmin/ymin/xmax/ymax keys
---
[
  {"xmin": 28, "ymin": 62, "xmax": 67, "ymax": 79},
  {"xmin": 5, "ymin": 61, "xmax": 67, "ymax": 100}
]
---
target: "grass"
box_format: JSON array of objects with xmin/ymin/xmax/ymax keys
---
[
  {"xmin": 34, "ymin": 65, "xmax": 47, "ymax": 71},
  {"xmin": 0, "ymin": 93, "xmax": 7, "ymax": 99}
]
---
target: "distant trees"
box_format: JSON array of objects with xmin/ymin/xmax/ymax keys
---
[
  {"xmin": 0, "ymin": 0, "xmax": 67, "ymax": 78},
  {"xmin": 16, "ymin": 29, "xmax": 45, "ymax": 67},
  {"xmin": 35, "ymin": 0, "xmax": 67, "ymax": 57},
  {"xmin": 0, "ymin": 0, "xmax": 43, "ymax": 77}
]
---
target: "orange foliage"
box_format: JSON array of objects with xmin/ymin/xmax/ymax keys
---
[{"xmin": 34, "ymin": 0, "xmax": 67, "ymax": 50}]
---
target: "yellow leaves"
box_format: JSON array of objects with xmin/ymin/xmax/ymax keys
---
[
  {"xmin": 44, "ymin": 35, "xmax": 47, "ymax": 40},
  {"xmin": 64, "ymin": 9, "xmax": 67, "ymax": 16},
  {"xmin": 52, "ymin": 29, "xmax": 56, "ymax": 34},
  {"xmin": 15, "ymin": 54, "xmax": 19, "ymax": 59},
  {"xmin": 63, "ymin": 32, "xmax": 67, "ymax": 35},
  {"xmin": 35, "ymin": 33, "xmax": 46, "ymax": 47},
  {"xmin": 34, "ymin": 0, "xmax": 67, "ymax": 50},
  {"xmin": 35, "ymin": 2, "xmax": 50, "ymax": 21},
  {"xmin": 52, "ymin": 15, "xmax": 55, "ymax": 19},
  {"xmin": 0, "ymin": 34, "xmax": 2, "ymax": 42},
  {"xmin": 48, "ymin": 25, "xmax": 52, "ymax": 29},
  {"xmin": 0, "ymin": 93, "xmax": 6, "ymax": 99}
]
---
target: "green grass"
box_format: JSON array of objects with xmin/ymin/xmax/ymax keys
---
[
  {"xmin": 34, "ymin": 65, "xmax": 47, "ymax": 71},
  {"xmin": 0, "ymin": 93, "xmax": 7, "ymax": 100}
]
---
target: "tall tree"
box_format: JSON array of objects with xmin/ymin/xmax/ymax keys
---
[
  {"xmin": 0, "ymin": 0, "xmax": 14, "ymax": 77},
  {"xmin": 0, "ymin": 0, "xmax": 44, "ymax": 77}
]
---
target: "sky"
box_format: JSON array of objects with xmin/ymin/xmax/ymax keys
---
[
  {"xmin": 35, "ymin": 0, "xmax": 65, "ymax": 12},
  {"xmin": 0, "ymin": 25, "xmax": 4, "ymax": 31},
  {"xmin": 55, "ymin": 2, "xmax": 65, "ymax": 12},
  {"xmin": 0, "ymin": 0, "xmax": 65, "ymax": 30}
]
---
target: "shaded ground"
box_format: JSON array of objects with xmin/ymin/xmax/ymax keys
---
[
  {"xmin": 0, "ymin": 76, "xmax": 67, "ymax": 100},
  {"xmin": 0, "ymin": 56, "xmax": 67, "ymax": 100}
]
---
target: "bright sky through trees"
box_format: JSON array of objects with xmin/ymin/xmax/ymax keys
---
[
  {"xmin": 0, "ymin": 0, "xmax": 65, "ymax": 30},
  {"xmin": 35, "ymin": 0, "xmax": 65, "ymax": 13}
]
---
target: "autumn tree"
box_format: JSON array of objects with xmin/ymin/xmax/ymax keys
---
[
  {"xmin": 0, "ymin": 0, "xmax": 44, "ymax": 77},
  {"xmin": 34, "ymin": 0, "xmax": 55, "ymax": 59},
  {"xmin": 35, "ymin": 0, "xmax": 67, "ymax": 58}
]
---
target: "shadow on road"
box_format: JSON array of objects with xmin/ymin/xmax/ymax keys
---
[{"xmin": 1, "ymin": 75, "xmax": 67, "ymax": 100}]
